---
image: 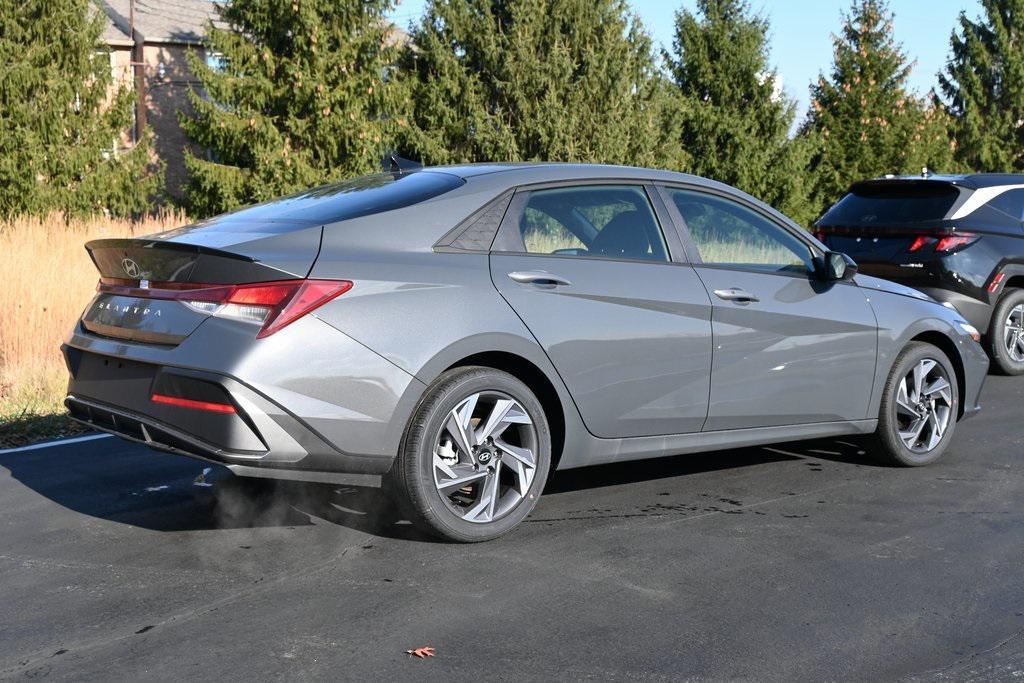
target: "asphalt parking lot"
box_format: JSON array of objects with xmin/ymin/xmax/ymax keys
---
[{"xmin": 2, "ymin": 376, "xmax": 1023, "ymax": 681}]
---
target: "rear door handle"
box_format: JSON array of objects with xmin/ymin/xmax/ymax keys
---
[
  {"xmin": 507, "ymin": 271, "xmax": 573, "ymax": 287},
  {"xmin": 714, "ymin": 288, "xmax": 760, "ymax": 304}
]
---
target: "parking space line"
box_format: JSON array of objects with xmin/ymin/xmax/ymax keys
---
[{"xmin": 0, "ymin": 433, "xmax": 112, "ymax": 455}]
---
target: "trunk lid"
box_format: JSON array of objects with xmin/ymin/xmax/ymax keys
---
[{"xmin": 82, "ymin": 221, "xmax": 323, "ymax": 345}]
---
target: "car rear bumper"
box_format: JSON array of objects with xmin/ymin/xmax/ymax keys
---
[{"xmin": 61, "ymin": 314, "xmax": 427, "ymax": 483}]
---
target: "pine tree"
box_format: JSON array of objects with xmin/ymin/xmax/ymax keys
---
[
  {"xmin": 939, "ymin": 0, "xmax": 1024, "ymax": 172},
  {"xmin": 400, "ymin": 0, "xmax": 684, "ymax": 171},
  {"xmin": 805, "ymin": 0, "xmax": 957, "ymax": 215},
  {"xmin": 0, "ymin": 0, "xmax": 159, "ymax": 220},
  {"xmin": 664, "ymin": 0, "xmax": 813, "ymax": 225},
  {"xmin": 181, "ymin": 0, "xmax": 410, "ymax": 217}
]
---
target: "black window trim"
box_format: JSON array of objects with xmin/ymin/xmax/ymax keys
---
[
  {"xmin": 655, "ymin": 182, "xmax": 827, "ymax": 280},
  {"xmin": 490, "ymin": 179, "xmax": 686, "ymax": 265},
  {"xmin": 433, "ymin": 190, "xmax": 514, "ymax": 253}
]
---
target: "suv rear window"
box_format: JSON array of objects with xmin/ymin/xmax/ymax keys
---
[
  {"xmin": 819, "ymin": 183, "xmax": 959, "ymax": 227},
  {"xmin": 209, "ymin": 171, "xmax": 465, "ymax": 227}
]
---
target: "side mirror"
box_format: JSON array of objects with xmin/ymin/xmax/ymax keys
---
[{"xmin": 818, "ymin": 251, "xmax": 858, "ymax": 282}]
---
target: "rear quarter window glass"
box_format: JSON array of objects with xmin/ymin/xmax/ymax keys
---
[
  {"xmin": 201, "ymin": 171, "xmax": 465, "ymax": 227},
  {"xmin": 987, "ymin": 189, "xmax": 1024, "ymax": 221},
  {"xmin": 820, "ymin": 184, "xmax": 959, "ymax": 226}
]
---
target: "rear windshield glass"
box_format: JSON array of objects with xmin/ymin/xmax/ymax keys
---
[
  {"xmin": 208, "ymin": 171, "xmax": 465, "ymax": 227},
  {"xmin": 819, "ymin": 183, "xmax": 959, "ymax": 227}
]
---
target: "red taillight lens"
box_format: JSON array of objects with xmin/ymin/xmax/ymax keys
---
[
  {"xmin": 935, "ymin": 233, "xmax": 978, "ymax": 253},
  {"xmin": 151, "ymin": 393, "xmax": 236, "ymax": 413},
  {"xmin": 908, "ymin": 236, "xmax": 931, "ymax": 253},
  {"xmin": 97, "ymin": 278, "xmax": 353, "ymax": 337},
  {"xmin": 247, "ymin": 280, "xmax": 353, "ymax": 338}
]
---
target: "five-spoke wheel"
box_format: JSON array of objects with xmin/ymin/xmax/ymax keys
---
[
  {"xmin": 894, "ymin": 358, "xmax": 954, "ymax": 454},
  {"xmin": 869, "ymin": 342, "xmax": 960, "ymax": 466},
  {"xmin": 390, "ymin": 367, "xmax": 551, "ymax": 542},
  {"xmin": 433, "ymin": 392, "xmax": 539, "ymax": 524},
  {"xmin": 987, "ymin": 289, "xmax": 1024, "ymax": 375}
]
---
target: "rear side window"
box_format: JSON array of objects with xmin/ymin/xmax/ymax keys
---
[
  {"xmin": 820, "ymin": 183, "xmax": 959, "ymax": 226},
  {"xmin": 514, "ymin": 185, "xmax": 668, "ymax": 262},
  {"xmin": 988, "ymin": 189, "xmax": 1024, "ymax": 221},
  {"xmin": 207, "ymin": 171, "xmax": 465, "ymax": 226}
]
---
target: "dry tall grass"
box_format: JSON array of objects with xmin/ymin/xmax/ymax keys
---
[{"xmin": 0, "ymin": 212, "xmax": 187, "ymax": 444}]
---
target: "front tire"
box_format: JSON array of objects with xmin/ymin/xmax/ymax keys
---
[
  {"xmin": 389, "ymin": 367, "xmax": 551, "ymax": 542},
  {"xmin": 867, "ymin": 342, "xmax": 959, "ymax": 467},
  {"xmin": 987, "ymin": 289, "xmax": 1024, "ymax": 376}
]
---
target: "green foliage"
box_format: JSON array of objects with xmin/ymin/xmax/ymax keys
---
[
  {"xmin": 939, "ymin": 0, "xmax": 1024, "ymax": 172},
  {"xmin": 0, "ymin": 0, "xmax": 159, "ymax": 220},
  {"xmin": 400, "ymin": 0, "xmax": 684, "ymax": 170},
  {"xmin": 181, "ymin": 0, "xmax": 410, "ymax": 217},
  {"xmin": 664, "ymin": 0, "xmax": 814, "ymax": 225},
  {"xmin": 805, "ymin": 0, "xmax": 958, "ymax": 217}
]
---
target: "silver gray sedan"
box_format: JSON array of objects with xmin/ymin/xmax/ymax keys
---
[{"xmin": 63, "ymin": 164, "xmax": 989, "ymax": 541}]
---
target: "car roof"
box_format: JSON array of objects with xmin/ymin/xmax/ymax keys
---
[
  {"xmin": 854, "ymin": 173, "xmax": 1024, "ymax": 190},
  {"xmin": 421, "ymin": 162, "xmax": 723, "ymax": 187}
]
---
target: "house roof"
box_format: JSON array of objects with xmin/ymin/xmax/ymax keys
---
[
  {"xmin": 96, "ymin": 1, "xmax": 409, "ymax": 49},
  {"xmin": 98, "ymin": 0, "xmax": 216, "ymax": 46}
]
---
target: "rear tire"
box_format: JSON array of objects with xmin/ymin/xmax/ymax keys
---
[
  {"xmin": 986, "ymin": 289, "xmax": 1024, "ymax": 376},
  {"xmin": 866, "ymin": 342, "xmax": 959, "ymax": 467},
  {"xmin": 389, "ymin": 366, "xmax": 551, "ymax": 543}
]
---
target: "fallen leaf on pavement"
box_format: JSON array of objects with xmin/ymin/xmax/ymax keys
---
[{"xmin": 406, "ymin": 646, "xmax": 436, "ymax": 659}]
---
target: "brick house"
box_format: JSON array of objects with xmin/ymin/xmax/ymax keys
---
[
  {"xmin": 97, "ymin": 2, "xmax": 412, "ymax": 205},
  {"xmin": 98, "ymin": 0, "xmax": 215, "ymax": 201}
]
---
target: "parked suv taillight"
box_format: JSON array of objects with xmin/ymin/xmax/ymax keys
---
[
  {"xmin": 97, "ymin": 278, "xmax": 353, "ymax": 338},
  {"xmin": 907, "ymin": 232, "xmax": 978, "ymax": 254}
]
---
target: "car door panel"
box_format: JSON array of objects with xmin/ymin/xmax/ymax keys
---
[
  {"xmin": 661, "ymin": 185, "xmax": 879, "ymax": 431},
  {"xmin": 488, "ymin": 183, "xmax": 713, "ymax": 439},
  {"xmin": 695, "ymin": 268, "xmax": 877, "ymax": 430},
  {"xmin": 492, "ymin": 254, "xmax": 713, "ymax": 438}
]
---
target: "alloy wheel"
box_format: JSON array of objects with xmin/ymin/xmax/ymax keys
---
[
  {"xmin": 894, "ymin": 358, "xmax": 953, "ymax": 454},
  {"xmin": 432, "ymin": 391, "xmax": 538, "ymax": 524},
  {"xmin": 1005, "ymin": 304, "xmax": 1024, "ymax": 363}
]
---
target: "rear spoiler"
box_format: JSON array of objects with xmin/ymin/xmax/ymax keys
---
[{"xmin": 86, "ymin": 238, "xmax": 296, "ymax": 284}]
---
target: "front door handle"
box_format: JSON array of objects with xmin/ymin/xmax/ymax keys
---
[
  {"xmin": 508, "ymin": 271, "xmax": 573, "ymax": 287},
  {"xmin": 714, "ymin": 288, "xmax": 760, "ymax": 304}
]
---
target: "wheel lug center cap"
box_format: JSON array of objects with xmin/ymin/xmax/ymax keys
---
[{"xmin": 477, "ymin": 450, "xmax": 493, "ymax": 464}]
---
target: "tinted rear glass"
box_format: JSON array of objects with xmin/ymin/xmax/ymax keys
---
[
  {"xmin": 205, "ymin": 171, "xmax": 465, "ymax": 227},
  {"xmin": 819, "ymin": 183, "xmax": 959, "ymax": 226}
]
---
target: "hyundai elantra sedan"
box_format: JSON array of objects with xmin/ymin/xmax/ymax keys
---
[{"xmin": 63, "ymin": 163, "xmax": 988, "ymax": 541}]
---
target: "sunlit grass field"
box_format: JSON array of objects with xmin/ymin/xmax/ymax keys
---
[{"xmin": 0, "ymin": 212, "xmax": 186, "ymax": 447}]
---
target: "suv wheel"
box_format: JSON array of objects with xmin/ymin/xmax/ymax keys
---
[
  {"xmin": 867, "ymin": 342, "xmax": 959, "ymax": 467},
  {"xmin": 988, "ymin": 289, "xmax": 1024, "ymax": 376},
  {"xmin": 389, "ymin": 366, "xmax": 551, "ymax": 542}
]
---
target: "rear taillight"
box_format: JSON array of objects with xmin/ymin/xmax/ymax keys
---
[
  {"xmin": 905, "ymin": 231, "xmax": 978, "ymax": 254},
  {"xmin": 97, "ymin": 278, "xmax": 353, "ymax": 338},
  {"xmin": 934, "ymin": 233, "xmax": 978, "ymax": 253},
  {"xmin": 908, "ymin": 236, "xmax": 932, "ymax": 252}
]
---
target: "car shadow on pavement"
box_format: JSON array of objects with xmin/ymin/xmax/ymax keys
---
[
  {"xmin": 0, "ymin": 435, "xmax": 880, "ymax": 541},
  {"xmin": 543, "ymin": 438, "xmax": 878, "ymax": 495}
]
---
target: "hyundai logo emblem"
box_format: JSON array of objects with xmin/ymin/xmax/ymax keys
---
[{"xmin": 121, "ymin": 258, "xmax": 141, "ymax": 278}]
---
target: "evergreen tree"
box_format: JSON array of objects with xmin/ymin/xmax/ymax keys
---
[
  {"xmin": 0, "ymin": 0, "xmax": 159, "ymax": 220},
  {"xmin": 664, "ymin": 0, "xmax": 813, "ymax": 225},
  {"xmin": 805, "ymin": 0, "xmax": 957, "ymax": 215},
  {"xmin": 400, "ymin": 0, "xmax": 684, "ymax": 170},
  {"xmin": 182, "ymin": 0, "xmax": 409, "ymax": 217},
  {"xmin": 939, "ymin": 0, "xmax": 1024, "ymax": 172}
]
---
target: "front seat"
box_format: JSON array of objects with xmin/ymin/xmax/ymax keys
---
[{"xmin": 590, "ymin": 211, "xmax": 652, "ymax": 260}]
